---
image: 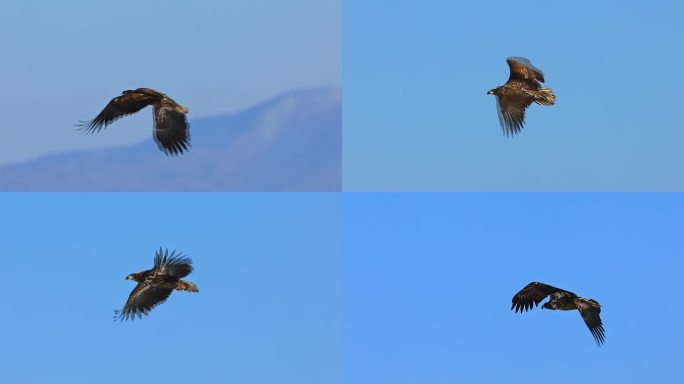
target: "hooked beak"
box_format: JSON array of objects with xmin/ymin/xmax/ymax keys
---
[{"xmin": 487, "ymin": 90, "xmax": 494, "ymax": 95}]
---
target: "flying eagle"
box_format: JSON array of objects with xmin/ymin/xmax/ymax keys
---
[
  {"xmin": 487, "ymin": 57, "xmax": 556, "ymax": 136},
  {"xmin": 79, "ymin": 88, "xmax": 190, "ymax": 156},
  {"xmin": 114, "ymin": 248, "xmax": 198, "ymax": 321},
  {"xmin": 511, "ymin": 282, "xmax": 605, "ymax": 346}
]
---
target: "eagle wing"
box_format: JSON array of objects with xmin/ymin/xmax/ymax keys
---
[
  {"xmin": 577, "ymin": 299, "xmax": 606, "ymax": 346},
  {"xmin": 153, "ymin": 248, "xmax": 193, "ymax": 278},
  {"xmin": 153, "ymin": 102, "xmax": 190, "ymax": 156},
  {"xmin": 507, "ymin": 57, "xmax": 545, "ymax": 82},
  {"xmin": 495, "ymin": 88, "xmax": 535, "ymax": 137},
  {"xmin": 114, "ymin": 281, "xmax": 173, "ymax": 321},
  {"xmin": 511, "ymin": 282, "xmax": 567, "ymax": 313},
  {"xmin": 79, "ymin": 90, "xmax": 158, "ymax": 133}
]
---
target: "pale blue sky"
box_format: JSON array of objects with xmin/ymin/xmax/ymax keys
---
[
  {"xmin": 0, "ymin": 193, "xmax": 340, "ymax": 383},
  {"xmin": 2, "ymin": 193, "xmax": 682, "ymax": 383},
  {"xmin": 343, "ymin": 0, "xmax": 684, "ymax": 191},
  {"xmin": 0, "ymin": 0, "xmax": 339, "ymax": 165},
  {"xmin": 343, "ymin": 193, "xmax": 684, "ymax": 383}
]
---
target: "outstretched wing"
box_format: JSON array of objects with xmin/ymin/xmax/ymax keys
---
[
  {"xmin": 153, "ymin": 103, "xmax": 190, "ymax": 156},
  {"xmin": 507, "ymin": 57, "xmax": 545, "ymax": 82},
  {"xmin": 495, "ymin": 86, "xmax": 535, "ymax": 137},
  {"xmin": 511, "ymin": 282, "xmax": 566, "ymax": 313},
  {"xmin": 79, "ymin": 90, "xmax": 158, "ymax": 133},
  {"xmin": 114, "ymin": 281, "xmax": 173, "ymax": 321},
  {"xmin": 577, "ymin": 299, "xmax": 606, "ymax": 346},
  {"xmin": 153, "ymin": 247, "xmax": 193, "ymax": 278}
]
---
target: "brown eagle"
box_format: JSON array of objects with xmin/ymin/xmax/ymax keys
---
[
  {"xmin": 79, "ymin": 88, "xmax": 190, "ymax": 156},
  {"xmin": 487, "ymin": 57, "xmax": 556, "ymax": 136},
  {"xmin": 511, "ymin": 282, "xmax": 605, "ymax": 346},
  {"xmin": 114, "ymin": 248, "xmax": 198, "ymax": 321}
]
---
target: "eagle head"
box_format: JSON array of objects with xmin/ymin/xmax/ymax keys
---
[
  {"xmin": 127, "ymin": 272, "xmax": 145, "ymax": 282},
  {"xmin": 487, "ymin": 89, "xmax": 496, "ymax": 95}
]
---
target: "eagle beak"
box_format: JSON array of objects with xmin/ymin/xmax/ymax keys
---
[{"xmin": 487, "ymin": 90, "xmax": 494, "ymax": 95}]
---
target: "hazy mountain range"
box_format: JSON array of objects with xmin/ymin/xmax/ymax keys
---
[{"xmin": 0, "ymin": 88, "xmax": 341, "ymax": 191}]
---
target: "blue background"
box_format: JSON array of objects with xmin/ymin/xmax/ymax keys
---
[
  {"xmin": 1, "ymin": 0, "xmax": 339, "ymax": 165},
  {"xmin": 343, "ymin": 193, "xmax": 684, "ymax": 383},
  {"xmin": 343, "ymin": 0, "xmax": 684, "ymax": 191},
  {"xmin": 0, "ymin": 193, "xmax": 340, "ymax": 383}
]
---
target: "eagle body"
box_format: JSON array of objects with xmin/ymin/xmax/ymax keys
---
[
  {"xmin": 542, "ymin": 293, "xmax": 579, "ymax": 311},
  {"xmin": 542, "ymin": 291, "xmax": 598, "ymax": 312},
  {"xmin": 489, "ymin": 80, "xmax": 554, "ymax": 107},
  {"xmin": 126, "ymin": 270, "xmax": 197, "ymax": 292},
  {"xmin": 488, "ymin": 57, "xmax": 556, "ymax": 136},
  {"xmin": 80, "ymin": 88, "xmax": 190, "ymax": 156},
  {"xmin": 115, "ymin": 248, "xmax": 198, "ymax": 321},
  {"xmin": 511, "ymin": 282, "xmax": 605, "ymax": 346},
  {"xmin": 128, "ymin": 87, "xmax": 189, "ymax": 115}
]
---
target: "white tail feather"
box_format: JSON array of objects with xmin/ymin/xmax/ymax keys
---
[{"xmin": 535, "ymin": 87, "xmax": 556, "ymax": 106}]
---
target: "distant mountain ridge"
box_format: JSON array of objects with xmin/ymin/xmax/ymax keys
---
[{"xmin": 0, "ymin": 87, "xmax": 341, "ymax": 191}]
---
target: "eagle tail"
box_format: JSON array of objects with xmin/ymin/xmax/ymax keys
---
[
  {"xmin": 176, "ymin": 280, "xmax": 198, "ymax": 292},
  {"xmin": 535, "ymin": 87, "xmax": 556, "ymax": 106}
]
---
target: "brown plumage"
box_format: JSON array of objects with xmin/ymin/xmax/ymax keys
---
[
  {"xmin": 511, "ymin": 282, "xmax": 605, "ymax": 346},
  {"xmin": 114, "ymin": 248, "xmax": 198, "ymax": 321},
  {"xmin": 79, "ymin": 88, "xmax": 190, "ymax": 156},
  {"xmin": 487, "ymin": 57, "xmax": 556, "ymax": 136}
]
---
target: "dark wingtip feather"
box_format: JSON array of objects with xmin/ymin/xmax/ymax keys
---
[
  {"xmin": 114, "ymin": 307, "xmax": 151, "ymax": 322},
  {"xmin": 590, "ymin": 324, "xmax": 606, "ymax": 346},
  {"xmin": 154, "ymin": 247, "xmax": 192, "ymax": 268},
  {"xmin": 113, "ymin": 309, "xmax": 125, "ymax": 322},
  {"xmin": 159, "ymin": 140, "xmax": 191, "ymax": 156},
  {"xmin": 155, "ymin": 130, "xmax": 191, "ymax": 157},
  {"xmin": 76, "ymin": 119, "xmax": 107, "ymax": 134}
]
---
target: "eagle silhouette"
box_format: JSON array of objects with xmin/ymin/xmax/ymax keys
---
[
  {"xmin": 114, "ymin": 248, "xmax": 198, "ymax": 321},
  {"xmin": 79, "ymin": 88, "xmax": 190, "ymax": 156},
  {"xmin": 511, "ymin": 282, "xmax": 605, "ymax": 346},
  {"xmin": 487, "ymin": 57, "xmax": 556, "ymax": 136}
]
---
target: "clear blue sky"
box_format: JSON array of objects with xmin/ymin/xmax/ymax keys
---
[
  {"xmin": 0, "ymin": 193, "xmax": 340, "ymax": 383},
  {"xmin": 0, "ymin": 0, "xmax": 339, "ymax": 165},
  {"xmin": 343, "ymin": 193, "xmax": 684, "ymax": 383},
  {"xmin": 343, "ymin": 1, "xmax": 684, "ymax": 191}
]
